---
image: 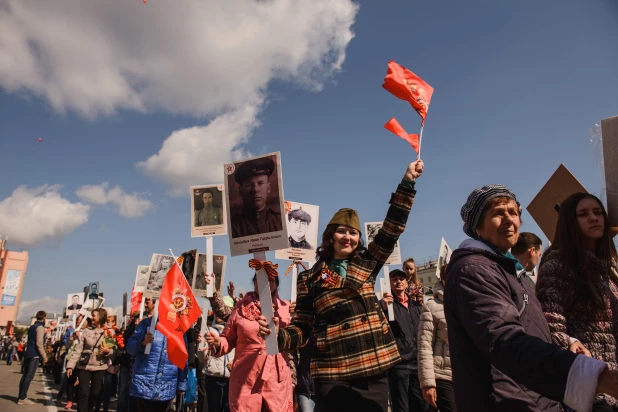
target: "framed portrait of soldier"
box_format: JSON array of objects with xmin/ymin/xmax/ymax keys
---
[
  {"xmin": 435, "ymin": 237, "xmax": 452, "ymax": 279},
  {"xmin": 192, "ymin": 253, "xmax": 227, "ymax": 297},
  {"xmin": 66, "ymin": 293, "xmax": 84, "ymax": 316},
  {"xmin": 190, "ymin": 184, "xmax": 227, "ymax": 237},
  {"xmin": 275, "ymin": 201, "xmax": 319, "ymax": 263},
  {"xmin": 145, "ymin": 254, "xmax": 175, "ymax": 298},
  {"xmin": 224, "ymin": 152, "xmax": 288, "ymax": 256},
  {"xmin": 364, "ymin": 222, "xmax": 402, "ymax": 266},
  {"xmin": 134, "ymin": 265, "xmax": 150, "ymax": 293}
]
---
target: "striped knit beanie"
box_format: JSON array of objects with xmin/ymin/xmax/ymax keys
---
[{"xmin": 461, "ymin": 184, "xmax": 519, "ymax": 238}]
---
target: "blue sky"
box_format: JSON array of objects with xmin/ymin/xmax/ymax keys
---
[{"xmin": 1, "ymin": 0, "xmax": 617, "ymax": 318}]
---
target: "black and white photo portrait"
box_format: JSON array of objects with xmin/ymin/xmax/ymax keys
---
[
  {"xmin": 190, "ymin": 184, "xmax": 227, "ymax": 237},
  {"xmin": 364, "ymin": 221, "xmax": 402, "ymax": 265},
  {"xmin": 275, "ymin": 201, "xmax": 319, "ymax": 262},
  {"xmin": 192, "ymin": 253, "xmax": 226, "ymax": 297},
  {"xmin": 224, "ymin": 152, "xmax": 288, "ymax": 256},
  {"xmin": 146, "ymin": 254, "xmax": 174, "ymax": 298},
  {"xmin": 134, "ymin": 265, "xmax": 150, "ymax": 292},
  {"xmin": 435, "ymin": 237, "xmax": 452, "ymax": 279}
]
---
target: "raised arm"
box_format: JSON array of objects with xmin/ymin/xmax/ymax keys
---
[{"xmin": 365, "ymin": 160, "xmax": 423, "ymax": 269}]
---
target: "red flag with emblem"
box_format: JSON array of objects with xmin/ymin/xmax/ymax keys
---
[
  {"xmin": 382, "ymin": 60, "xmax": 434, "ymax": 125},
  {"xmin": 384, "ymin": 118, "xmax": 419, "ymax": 153},
  {"xmin": 156, "ymin": 261, "xmax": 201, "ymax": 369},
  {"xmin": 130, "ymin": 288, "xmax": 142, "ymax": 315}
]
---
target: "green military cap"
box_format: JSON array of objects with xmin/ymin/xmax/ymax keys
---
[
  {"xmin": 288, "ymin": 207, "xmax": 311, "ymax": 224},
  {"xmin": 234, "ymin": 157, "xmax": 275, "ymax": 184},
  {"xmin": 327, "ymin": 208, "xmax": 361, "ymax": 232}
]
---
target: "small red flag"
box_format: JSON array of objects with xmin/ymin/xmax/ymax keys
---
[
  {"xmin": 130, "ymin": 288, "xmax": 143, "ymax": 315},
  {"xmin": 156, "ymin": 263, "xmax": 201, "ymax": 369},
  {"xmin": 383, "ymin": 60, "xmax": 434, "ymax": 125},
  {"xmin": 384, "ymin": 118, "xmax": 419, "ymax": 153}
]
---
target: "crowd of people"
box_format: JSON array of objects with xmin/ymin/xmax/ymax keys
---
[{"xmin": 6, "ymin": 158, "xmax": 618, "ymax": 412}]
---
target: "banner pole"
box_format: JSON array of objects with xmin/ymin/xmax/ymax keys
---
[{"xmin": 417, "ymin": 125, "xmax": 424, "ymax": 160}]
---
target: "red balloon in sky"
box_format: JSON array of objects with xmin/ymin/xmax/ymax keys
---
[{"xmin": 37, "ymin": 138, "xmax": 42, "ymax": 142}]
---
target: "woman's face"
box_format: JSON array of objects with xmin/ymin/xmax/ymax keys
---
[
  {"xmin": 92, "ymin": 311, "xmax": 100, "ymax": 325},
  {"xmin": 332, "ymin": 225, "xmax": 360, "ymax": 259},
  {"xmin": 476, "ymin": 200, "xmax": 520, "ymax": 253},
  {"xmin": 576, "ymin": 198, "xmax": 605, "ymax": 241}
]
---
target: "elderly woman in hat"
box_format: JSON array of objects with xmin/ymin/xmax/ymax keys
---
[
  {"xmin": 443, "ymin": 185, "xmax": 618, "ymax": 412},
  {"xmin": 258, "ymin": 159, "xmax": 425, "ymax": 412}
]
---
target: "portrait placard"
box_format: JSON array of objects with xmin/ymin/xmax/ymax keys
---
[
  {"xmin": 224, "ymin": 152, "xmax": 288, "ymax": 256},
  {"xmin": 275, "ymin": 201, "xmax": 319, "ymax": 263},
  {"xmin": 601, "ymin": 115, "xmax": 618, "ymax": 227},
  {"xmin": 134, "ymin": 265, "xmax": 150, "ymax": 293},
  {"xmin": 364, "ymin": 221, "xmax": 402, "ymax": 266},
  {"xmin": 66, "ymin": 293, "xmax": 85, "ymax": 316},
  {"xmin": 527, "ymin": 164, "xmax": 587, "ymax": 242},
  {"xmin": 192, "ymin": 254, "xmax": 227, "ymax": 297},
  {"xmin": 190, "ymin": 184, "xmax": 227, "ymax": 237},
  {"xmin": 144, "ymin": 254, "xmax": 175, "ymax": 299},
  {"xmin": 435, "ymin": 238, "xmax": 452, "ymax": 280}
]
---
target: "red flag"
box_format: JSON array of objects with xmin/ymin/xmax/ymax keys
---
[
  {"xmin": 156, "ymin": 262, "xmax": 201, "ymax": 369},
  {"xmin": 130, "ymin": 288, "xmax": 143, "ymax": 315},
  {"xmin": 382, "ymin": 60, "xmax": 434, "ymax": 125},
  {"xmin": 384, "ymin": 118, "xmax": 419, "ymax": 153}
]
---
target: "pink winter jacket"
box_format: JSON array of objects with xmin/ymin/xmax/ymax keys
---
[{"xmin": 217, "ymin": 292, "xmax": 293, "ymax": 412}]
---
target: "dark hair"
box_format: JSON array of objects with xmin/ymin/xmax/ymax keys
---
[
  {"xmin": 36, "ymin": 311, "xmax": 46, "ymax": 321},
  {"xmin": 539, "ymin": 192, "xmax": 618, "ymax": 310},
  {"xmin": 316, "ymin": 224, "xmax": 366, "ymax": 262},
  {"xmin": 440, "ymin": 263, "xmax": 449, "ymax": 282},
  {"xmin": 72, "ymin": 295, "xmax": 80, "ymax": 299},
  {"xmin": 92, "ymin": 308, "xmax": 108, "ymax": 327},
  {"xmin": 252, "ymin": 273, "xmax": 280, "ymax": 288},
  {"xmin": 511, "ymin": 232, "xmax": 543, "ymax": 255},
  {"xmin": 202, "ymin": 190, "xmax": 213, "ymax": 197}
]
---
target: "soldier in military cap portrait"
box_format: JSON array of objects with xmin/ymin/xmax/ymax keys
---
[
  {"xmin": 230, "ymin": 156, "xmax": 283, "ymax": 238},
  {"xmin": 194, "ymin": 189, "xmax": 223, "ymax": 226},
  {"xmin": 288, "ymin": 207, "xmax": 312, "ymax": 249}
]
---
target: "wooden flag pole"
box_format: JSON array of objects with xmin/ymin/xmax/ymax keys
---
[
  {"xmin": 253, "ymin": 251, "xmax": 279, "ymax": 355},
  {"xmin": 417, "ymin": 125, "xmax": 424, "ymax": 160},
  {"xmin": 383, "ymin": 265, "xmax": 395, "ymax": 321}
]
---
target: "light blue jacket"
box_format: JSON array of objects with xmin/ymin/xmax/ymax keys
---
[{"xmin": 127, "ymin": 317, "xmax": 188, "ymax": 401}]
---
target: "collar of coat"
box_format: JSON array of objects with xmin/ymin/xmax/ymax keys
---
[
  {"xmin": 308, "ymin": 257, "xmax": 377, "ymax": 291},
  {"xmin": 456, "ymin": 239, "xmax": 521, "ymax": 277}
]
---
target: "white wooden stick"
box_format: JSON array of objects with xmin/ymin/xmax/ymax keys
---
[
  {"xmin": 199, "ymin": 299, "xmax": 210, "ymax": 351},
  {"xmin": 206, "ymin": 236, "xmax": 214, "ymax": 297},
  {"xmin": 72, "ymin": 314, "xmax": 77, "ymax": 329},
  {"xmin": 383, "ymin": 265, "xmax": 395, "ymax": 321},
  {"xmin": 254, "ymin": 251, "xmax": 279, "ymax": 355},
  {"xmin": 417, "ymin": 124, "xmax": 424, "ymax": 160},
  {"xmin": 291, "ymin": 264, "xmax": 298, "ymax": 303},
  {"xmin": 144, "ymin": 303, "xmax": 158, "ymax": 355},
  {"xmin": 139, "ymin": 296, "xmax": 146, "ymax": 320}
]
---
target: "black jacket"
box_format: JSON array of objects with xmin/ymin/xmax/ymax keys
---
[
  {"xmin": 387, "ymin": 293, "xmax": 422, "ymax": 370},
  {"xmin": 444, "ymin": 240, "xmax": 577, "ymax": 412}
]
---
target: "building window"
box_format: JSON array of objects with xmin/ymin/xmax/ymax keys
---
[{"xmin": 420, "ymin": 277, "xmax": 424, "ymax": 284}]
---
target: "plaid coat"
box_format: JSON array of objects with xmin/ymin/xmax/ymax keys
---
[{"xmin": 278, "ymin": 182, "xmax": 416, "ymax": 380}]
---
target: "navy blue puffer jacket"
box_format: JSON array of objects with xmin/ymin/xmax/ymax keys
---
[{"xmin": 127, "ymin": 317, "xmax": 188, "ymax": 401}]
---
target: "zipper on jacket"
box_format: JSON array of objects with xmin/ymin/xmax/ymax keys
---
[{"xmin": 517, "ymin": 294, "xmax": 528, "ymax": 317}]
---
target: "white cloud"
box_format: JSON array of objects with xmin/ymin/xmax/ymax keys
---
[
  {"xmin": 0, "ymin": 0, "xmax": 357, "ymax": 118},
  {"xmin": 18, "ymin": 296, "xmax": 66, "ymax": 322},
  {"xmin": 76, "ymin": 183, "xmax": 154, "ymax": 218},
  {"xmin": 0, "ymin": 185, "xmax": 90, "ymax": 247},
  {"xmin": 137, "ymin": 104, "xmax": 258, "ymax": 195},
  {"xmin": 0, "ymin": 0, "xmax": 358, "ymax": 193}
]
